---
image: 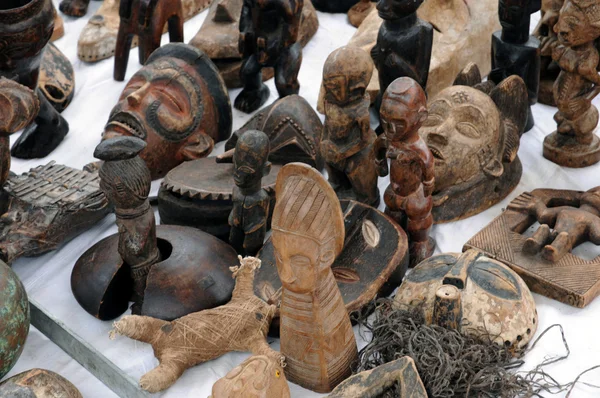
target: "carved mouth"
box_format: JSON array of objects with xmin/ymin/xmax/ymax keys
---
[
  {"xmin": 428, "ymin": 145, "xmax": 445, "ymax": 161},
  {"xmin": 105, "ymin": 112, "xmax": 145, "ymax": 139}
]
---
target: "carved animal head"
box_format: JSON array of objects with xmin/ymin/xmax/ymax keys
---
[
  {"xmin": 233, "ymin": 130, "xmax": 271, "ymax": 191},
  {"xmin": 376, "ymin": 0, "xmax": 423, "ymax": 20},
  {"xmin": 211, "ymin": 355, "xmax": 290, "ymax": 398},
  {"xmin": 271, "ymin": 163, "xmax": 344, "ymax": 294},
  {"xmin": 103, "ymin": 44, "xmax": 232, "ymax": 179},
  {"xmin": 322, "ymin": 46, "xmax": 373, "ymax": 106},
  {"xmin": 420, "ymin": 64, "xmax": 527, "ymax": 194},
  {"xmin": 380, "ymin": 77, "xmax": 428, "ymax": 144},
  {"xmin": 554, "ymin": 0, "xmax": 600, "ymax": 46}
]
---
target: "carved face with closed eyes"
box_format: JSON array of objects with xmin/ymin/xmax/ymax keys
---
[{"xmin": 420, "ymin": 86, "xmax": 501, "ymax": 193}]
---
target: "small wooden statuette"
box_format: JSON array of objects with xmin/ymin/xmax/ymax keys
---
[
  {"xmin": 465, "ymin": 187, "xmax": 600, "ymax": 308},
  {"xmin": 321, "ymin": 46, "xmax": 379, "ymax": 206},
  {"xmin": 374, "ymin": 77, "xmax": 435, "ymax": 266},
  {"xmin": 229, "ymin": 130, "xmax": 272, "ymax": 256},
  {"xmin": 327, "ymin": 357, "xmax": 427, "ymax": 398},
  {"xmin": 112, "ymin": 257, "xmax": 289, "ymax": 394},
  {"xmin": 0, "ymin": 369, "xmax": 82, "ymax": 398},
  {"xmin": 543, "ymin": 0, "xmax": 600, "ymax": 168},
  {"xmin": 95, "ymin": 137, "xmax": 159, "ymax": 314},
  {"xmin": 234, "ymin": 0, "xmax": 304, "ymax": 113},
  {"xmin": 0, "ymin": 0, "xmax": 69, "ymax": 159},
  {"xmin": 59, "ymin": 0, "xmax": 91, "ymax": 17},
  {"xmin": 370, "ymin": 0, "xmax": 433, "ymax": 111},
  {"xmin": 533, "ymin": 0, "xmax": 564, "ymax": 106},
  {"xmin": 271, "ymin": 163, "xmax": 358, "ymax": 393},
  {"xmin": 490, "ymin": 0, "xmax": 541, "ymax": 132},
  {"xmin": 114, "ymin": 0, "xmax": 184, "ymax": 81}
]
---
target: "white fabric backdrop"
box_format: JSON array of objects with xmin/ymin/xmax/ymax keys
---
[{"xmin": 3, "ymin": 2, "xmax": 600, "ymax": 397}]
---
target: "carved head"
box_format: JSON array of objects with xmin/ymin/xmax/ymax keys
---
[
  {"xmin": 380, "ymin": 77, "xmax": 428, "ymax": 144},
  {"xmin": 271, "ymin": 163, "xmax": 344, "ymax": 294},
  {"xmin": 211, "ymin": 355, "xmax": 290, "ymax": 398},
  {"xmin": 554, "ymin": 0, "xmax": 600, "ymax": 46},
  {"xmin": 95, "ymin": 136, "xmax": 151, "ymax": 210},
  {"xmin": 376, "ymin": 0, "xmax": 424, "ymax": 20},
  {"xmin": 233, "ymin": 130, "xmax": 271, "ymax": 191},
  {"xmin": 420, "ymin": 64, "xmax": 527, "ymax": 194},
  {"xmin": 103, "ymin": 44, "xmax": 232, "ymax": 179},
  {"xmin": 499, "ymin": 0, "xmax": 540, "ymax": 29},
  {"xmin": 323, "ymin": 46, "xmax": 373, "ymax": 106},
  {"xmin": 0, "ymin": 78, "xmax": 39, "ymax": 134}
]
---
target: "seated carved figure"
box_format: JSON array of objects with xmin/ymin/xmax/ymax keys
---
[{"xmin": 420, "ymin": 64, "xmax": 528, "ymax": 223}]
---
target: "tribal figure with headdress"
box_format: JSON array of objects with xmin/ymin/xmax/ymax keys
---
[{"xmin": 271, "ymin": 163, "xmax": 357, "ymax": 393}]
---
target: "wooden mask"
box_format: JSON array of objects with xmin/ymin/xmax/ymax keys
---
[{"xmin": 102, "ymin": 43, "xmax": 232, "ymax": 179}]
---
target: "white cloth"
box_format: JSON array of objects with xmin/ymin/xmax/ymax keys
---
[{"xmin": 4, "ymin": 2, "xmax": 600, "ymax": 397}]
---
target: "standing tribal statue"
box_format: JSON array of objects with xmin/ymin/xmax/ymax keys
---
[
  {"xmin": 490, "ymin": 0, "xmax": 541, "ymax": 132},
  {"xmin": 112, "ymin": 257, "xmax": 289, "ymax": 395},
  {"xmin": 374, "ymin": 77, "xmax": 435, "ymax": 266},
  {"xmin": 229, "ymin": 130, "xmax": 272, "ymax": 256},
  {"xmin": 321, "ymin": 46, "xmax": 379, "ymax": 206},
  {"xmin": 235, "ymin": 0, "xmax": 304, "ymax": 113},
  {"xmin": 543, "ymin": 0, "xmax": 600, "ymax": 167},
  {"xmin": 95, "ymin": 136, "xmax": 160, "ymax": 314},
  {"xmin": 271, "ymin": 163, "xmax": 358, "ymax": 393}
]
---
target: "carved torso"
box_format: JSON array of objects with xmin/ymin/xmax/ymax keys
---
[
  {"xmin": 116, "ymin": 204, "xmax": 160, "ymax": 272},
  {"xmin": 229, "ymin": 186, "xmax": 270, "ymax": 234},
  {"xmin": 388, "ymin": 140, "xmax": 434, "ymax": 198}
]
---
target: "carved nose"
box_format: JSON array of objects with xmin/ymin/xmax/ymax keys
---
[
  {"xmin": 427, "ymin": 131, "xmax": 449, "ymax": 147},
  {"xmin": 126, "ymin": 83, "xmax": 150, "ymax": 107}
]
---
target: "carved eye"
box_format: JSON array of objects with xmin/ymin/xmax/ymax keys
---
[
  {"xmin": 456, "ymin": 122, "xmax": 480, "ymax": 139},
  {"xmin": 423, "ymin": 114, "xmax": 444, "ymax": 127},
  {"xmin": 291, "ymin": 255, "xmax": 311, "ymax": 267},
  {"xmin": 237, "ymin": 166, "xmax": 256, "ymax": 174},
  {"xmin": 275, "ymin": 370, "xmax": 281, "ymax": 378}
]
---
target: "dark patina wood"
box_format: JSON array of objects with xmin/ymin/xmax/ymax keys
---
[
  {"xmin": 374, "ymin": 77, "xmax": 435, "ymax": 266},
  {"xmin": 321, "ymin": 46, "xmax": 379, "ymax": 207},
  {"xmin": 543, "ymin": 0, "xmax": 600, "ymax": 168},
  {"xmin": 158, "ymin": 157, "xmax": 281, "ymax": 240},
  {"xmin": 0, "ymin": 369, "xmax": 82, "ymax": 397},
  {"xmin": 465, "ymin": 187, "xmax": 600, "ymax": 308},
  {"xmin": 327, "ymin": 357, "xmax": 427, "ymax": 398},
  {"xmin": 0, "ymin": 0, "xmax": 69, "ymax": 159},
  {"xmin": 103, "ymin": 43, "xmax": 232, "ymax": 179},
  {"xmin": 39, "ymin": 43, "xmax": 75, "ymax": 113},
  {"xmin": 256, "ymin": 200, "xmax": 408, "ymax": 336},
  {"xmin": 228, "ymin": 130, "xmax": 271, "ymax": 257},
  {"xmin": 234, "ymin": 0, "xmax": 304, "ymax": 113},
  {"xmin": 311, "ymin": 0, "xmax": 360, "ymax": 12},
  {"xmin": 114, "ymin": 0, "xmax": 184, "ymax": 81},
  {"xmin": 420, "ymin": 64, "xmax": 529, "ymax": 223},
  {"xmin": 533, "ymin": 0, "xmax": 564, "ymax": 106},
  {"xmin": 490, "ymin": 0, "xmax": 541, "ymax": 132},
  {"xmin": 59, "ymin": 0, "xmax": 91, "ymax": 17}
]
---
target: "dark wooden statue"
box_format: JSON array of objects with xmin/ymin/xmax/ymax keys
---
[
  {"xmin": 465, "ymin": 187, "xmax": 600, "ymax": 308},
  {"xmin": 321, "ymin": 46, "xmax": 379, "ymax": 206},
  {"xmin": 59, "ymin": 0, "xmax": 91, "ymax": 17},
  {"xmin": 311, "ymin": 0, "xmax": 360, "ymax": 12},
  {"xmin": 533, "ymin": 0, "xmax": 564, "ymax": 105},
  {"xmin": 103, "ymin": 43, "xmax": 232, "ymax": 179},
  {"xmin": 95, "ymin": 136, "xmax": 159, "ymax": 314},
  {"xmin": 370, "ymin": 0, "xmax": 433, "ymax": 112},
  {"xmin": 114, "ymin": 0, "xmax": 185, "ymax": 81},
  {"xmin": 0, "ymin": 0, "xmax": 69, "ymax": 159},
  {"xmin": 234, "ymin": 0, "xmax": 304, "ymax": 113},
  {"xmin": 490, "ymin": 0, "xmax": 541, "ymax": 132},
  {"xmin": 229, "ymin": 130, "xmax": 272, "ymax": 256},
  {"xmin": 374, "ymin": 77, "xmax": 435, "ymax": 266},
  {"xmin": 543, "ymin": 0, "xmax": 600, "ymax": 168}
]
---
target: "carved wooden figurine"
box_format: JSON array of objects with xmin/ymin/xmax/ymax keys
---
[
  {"xmin": 112, "ymin": 257, "xmax": 289, "ymax": 394},
  {"xmin": 374, "ymin": 77, "xmax": 435, "ymax": 266},
  {"xmin": 321, "ymin": 46, "xmax": 379, "ymax": 206},
  {"xmin": 465, "ymin": 187, "xmax": 600, "ymax": 308},
  {"xmin": 0, "ymin": 0, "xmax": 69, "ymax": 159},
  {"xmin": 543, "ymin": 0, "xmax": 600, "ymax": 168},
  {"xmin": 327, "ymin": 357, "xmax": 427, "ymax": 398},
  {"xmin": 103, "ymin": 43, "xmax": 232, "ymax": 179},
  {"xmin": 533, "ymin": 0, "xmax": 564, "ymax": 105},
  {"xmin": 421, "ymin": 64, "xmax": 528, "ymax": 223},
  {"xmin": 95, "ymin": 137, "xmax": 159, "ymax": 314},
  {"xmin": 395, "ymin": 250, "xmax": 538, "ymax": 352},
  {"xmin": 234, "ymin": 0, "xmax": 304, "ymax": 113},
  {"xmin": 272, "ymin": 163, "xmax": 358, "ymax": 393},
  {"xmin": 73, "ymin": 137, "xmax": 238, "ymax": 321},
  {"xmin": 114, "ymin": 0, "xmax": 184, "ymax": 81},
  {"xmin": 490, "ymin": 0, "xmax": 541, "ymax": 132},
  {"xmin": 59, "ymin": 0, "xmax": 91, "ymax": 17},
  {"xmin": 370, "ymin": 0, "xmax": 433, "ymax": 111},
  {"xmin": 0, "ymin": 369, "xmax": 82, "ymax": 398},
  {"xmin": 229, "ymin": 130, "xmax": 272, "ymax": 256}
]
